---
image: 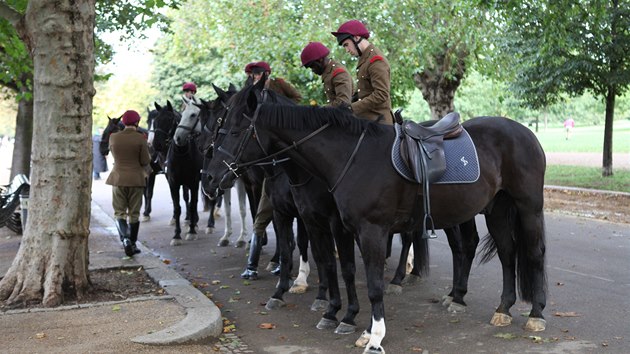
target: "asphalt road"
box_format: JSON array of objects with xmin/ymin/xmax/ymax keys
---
[{"xmin": 91, "ymin": 175, "xmax": 629, "ymax": 354}]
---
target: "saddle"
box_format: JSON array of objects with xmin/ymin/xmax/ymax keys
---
[
  {"xmin": 393, "ymin": 110, "xmax": 462, "ymax": 239},
  {"xmin": 399, "ymin": 111, "xmax": 462, "ymax": 184}
]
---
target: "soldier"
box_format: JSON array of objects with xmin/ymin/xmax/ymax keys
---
[
  {"xmin": 250, "ymin": 61, "xmax": 302, "ymax": 104},
  {"xmin": 300, "ymin": 41, "xmax": 353, "ymax": 107},
  {"xmin": 106, "ymin": 110, "xmax": 151, "ymax": 257},
  {"xmin": 180, "ymin": 82, "xmax": 197, "ymax": 111},
  {"xmin": 331, "ymin": 19, "xmax": 393, "ymax": 125}
]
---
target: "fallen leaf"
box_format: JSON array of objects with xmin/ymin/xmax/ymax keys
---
[
  {"xmin": 219, "ymin": 285, "xmax": 230, "ymax": 289},
  {"xmin": 602, "ymin": 342, "xmax": 608, "ymax": 347},
  {"xmin": 162, "ymin": 259, "xmax": 171, "ymax": 265},
  {"xmin": 494, "ymin": 332, "xmax": 518, "ymax": 340},
  {"xmin": 243, "ymin": 280, "xmax": 251, "ymax": 286},
  {"xmin": 211, "ymin": 280, "xmax": 221, "ymax": 285},
  {"xmin": 528, "ymin": 335, "xmax": 543, "ymax": 343},
  {"xmin": 556, "ymin": 282, "xmax": 564, "ymax": 286},
  {"xmin": 112, "ymin": 305, "xmax": 121, "ymax": 311},
  {"xmin": 553, "ymin": 311, "xmax": 581, "ymax": 317},
  {"xmin": 259, "ymin": 323, "xmax": 276, "ymax": 329},
  {"xmin": 411, "ymin": 347, "xmax": 423, "ymax": 352},
  {"xmin": 35, "ymin": 333, "xmax": 46, "ymax": 339}
]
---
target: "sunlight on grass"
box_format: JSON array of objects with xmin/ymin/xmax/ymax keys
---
[
  {"xmin": 545, "ymin": 165, "xmax": 630, "ymax": 193},
  {"xmin": 530, "ymin": 120, "xmax": 630, "ymax": 153}
]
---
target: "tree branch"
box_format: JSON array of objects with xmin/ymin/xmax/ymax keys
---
[{"xmin": 0, "ymin": 2, "xmax": 23, "ymax": 28}]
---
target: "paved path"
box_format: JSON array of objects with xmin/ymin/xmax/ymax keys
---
[{"xmin": 545, "ymin": 152, "xmax": 630, "ymax": 169}]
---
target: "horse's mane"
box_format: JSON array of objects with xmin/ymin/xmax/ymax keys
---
[{"xmin": 230, "ymin": 84, "xmax": 384, "ymax": 136}]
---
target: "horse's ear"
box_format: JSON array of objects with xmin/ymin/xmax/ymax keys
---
[
  {"xmin": 147, "ymin": 107, "xmax": 151, "ymax": 115},
  {"xmin": 107, "ymin": 115, "xmax": 112, "ymax": 120},
  {"xmin": 228, "ymin": 83, "xmax": 237, "ymax": 93},
  {"xmin": 154, "ymin": 102, "xmax": 162, "ymax": 111},
  {"xmin": 213, "ymin": 83, "xmax": 227, "ymax": 100},
  {"xmin": 166, "ymin": 100, "xmax": 173, "ymax": 111}
]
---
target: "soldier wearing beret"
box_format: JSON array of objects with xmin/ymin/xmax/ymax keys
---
[
  {"xmin": 332, "ymin": 20, "xmax": 393, "ymax": 125},
  {"xmin": 300, "ymin": 41, "xmax": 353, "ymax": 107},
  {"xmin": 106, "ymin": 110, "xmax": 151, "ymax": 257},
  {"xmin": 250, "ymin": 61, "xmax": 302, "ymax": 104}
]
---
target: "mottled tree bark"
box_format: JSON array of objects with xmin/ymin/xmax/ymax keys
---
[{"xmin": 0, "ymin": 0, "xmax": 96, "ymax": 307}]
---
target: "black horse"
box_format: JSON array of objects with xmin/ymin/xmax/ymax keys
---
[
  {"xmin": 100, "ymin": 114, "xmax": 161, "ymax": 221},
  {"xmin": 204, "ymin": 81, "xmax": 548, "ymax": 354},
  {"xmin": 149, "ymin": 100, "xmax": 210, "ymax": 245}
]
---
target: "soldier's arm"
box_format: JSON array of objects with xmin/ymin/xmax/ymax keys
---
[
  {"xmin": 139, "ymin": 140, "xmax": 151, "ymax": 167},
  {"xmin": 330, "ymin": 69, "xmax": 353, "ymax": 107},
  {"xmin": 351, "ymin": 58, "xmax": 391, "ymax": 112}
]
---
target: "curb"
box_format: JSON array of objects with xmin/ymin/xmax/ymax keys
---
[
  {"xmin": 91, "ymin": 202, "xmax": 223, "ymax": 344},
  {"xmin": 544, "ymin": 185, "xmax": 630, "ymax": 197}
]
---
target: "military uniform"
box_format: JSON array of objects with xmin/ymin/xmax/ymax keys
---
[
  {"xmin": 267, "ymin": 77, "xmax": 302, "ymax": 104},
  {"xmin": 351, "ymin": 44, "xmax": 393, "ymax": 125},
  {"xmin": 106, "ymin": 127, "xmax": 151, "ymax": 223},
  {"xmin": 321, "ymin": 59, "xmax": 353, "ymax": 107}
]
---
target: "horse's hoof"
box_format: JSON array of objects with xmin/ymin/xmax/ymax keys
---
[
  {"xmin": 141, "ymin": 215, "xmax": 150, "ymax": 222},
  {"xmin": 316, "ymin": 317, "xmax": 339, "ymax": 330},
  {"xmin": 441, "ymin": 295, "xmax": 453, "ymax": 307},
  {"xmin": 265, "ymin": 298, "xmax": 285, "ymax": 310},
  {"xmin": 310, "ymin": 299, "xmax": 329, "ymax": 312},
  {"xmin": 364, "ymin": 345, "xmax": 385, "ymax": 354},
  {"xmin": 524, "ymin": 317, "xmax": 546, "ymax": 332},
  {"xmin": 364, "ymin": 346, "xmax": 385, "ymax": 354},
  {"xmin": 265, "ymin": 262, "xmax": 279, "ymax": 272},
  {"xmin": 205, "ymin": 227, "xmax": 214, "ymax": 234},
  {"xmin": 385, "ymin": 284, "xmax": 403, "ymax": 295},
  {"xmin": 289, "ymin": 283, "xmax": 308, "ymax": 294},
  {"xmin": 334, "ymin": 322, "xmax": 356, "ymax": 335},
  {"xmin": 447, "ymin": 302, "xmax": 467, "ymax": 313},
  {"xmin": 490, "ymin": 312, "xmax": 512, "ymax": 327},
  {"xmin": 185, "ymin": 233, "xmax": 197, "ymax": 241},
  {"xmin": 401, "ymin": 273, "xmax": 422, "ymax": 285},
  {"xmin": 170, "ymin": 238, "xmax": 183, "ymax": 246},
  {"xmin": 355, "ymin": 331, "xmax": 371, "ymax": 348},
  {"xmin": 218, "ymin": 239, "xmax": 229, "ymax": 247},
  {"xmin": 235, "ymin": 240, "xmax": 246, "ymax": 248},
  {"xmin": 169, "ymin": 218, "xmax": 176, "ymax": 226}
]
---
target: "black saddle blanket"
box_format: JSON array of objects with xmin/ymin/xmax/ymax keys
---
[{"xmin": 391, "ymin": 123, "xmax": 480, "ymax": 184}]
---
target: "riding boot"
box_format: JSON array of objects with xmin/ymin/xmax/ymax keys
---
[
  {"xmin": 241, "ymin": 233, "xmax": 263, "ymax": 280},
  {"xmin": 115, "ymin": 219, "xmax": 129, "ymax": 243},
  {"xmin": 129, "ymin": 222, "xmax": 141, "ymax": 255}
]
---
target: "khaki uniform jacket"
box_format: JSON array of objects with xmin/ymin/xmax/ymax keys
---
[
  {"xmin": 321, "ymin": 59, "xmax": 353, "ymax": 107},
  {"xmin": 106, "ymin": 127, "xmax": 151, "ymax": 187},
  {"xmin": 268, "ymin": 77, "xmax": 302, "ymax": 104},
  {"xmin": 351, "ymin": 44, "xmax": 393, "ymax": 125}
]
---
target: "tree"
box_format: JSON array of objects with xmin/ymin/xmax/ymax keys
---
[
  {"xmin": 491, "ymin": 0, "xmax": 630, "ymax": 176},
  {"xmin": 0, "ymin": 0, "xmax": 180, "ymax": 307}
]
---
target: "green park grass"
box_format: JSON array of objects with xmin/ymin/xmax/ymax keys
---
[{"xmin": 530, "ymin": 119, "xmax": 630, "ymax": 192}]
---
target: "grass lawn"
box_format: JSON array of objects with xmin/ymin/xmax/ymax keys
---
[
  {"xmin": 545, "ymin": 165, "xmax": 630, "ymax": 193},
  {"xmin": 529, "ymin": 119, "xmax": 630, "ymax": 153}
]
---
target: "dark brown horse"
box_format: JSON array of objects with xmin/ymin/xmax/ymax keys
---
[{"xmin": 204, "ymin": 82, "xmax": 547, "ymax": 354}]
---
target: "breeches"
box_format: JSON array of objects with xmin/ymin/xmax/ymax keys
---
[
  {"xmin": 253, "ymin": 179, "xmax": 273, "ymax": 234},
  {"xmin": 112, "ymin": 186, "xmax": 144, "ymax": 223}
]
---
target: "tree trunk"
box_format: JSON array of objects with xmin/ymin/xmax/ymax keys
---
[
  {"xmin": 0, "ymin": 0, "xmax": 96, "ymax": 307},
  {"xmin": 413, "ymin": 69, "xmax": 461, "ymax": 120},
  {"xmin": 601, "ymin": 86, "xmax": 615, "ymax": 177},
  {"xmin": 10, "ymin": 77, "xmax": 33, "ymax": 180}
]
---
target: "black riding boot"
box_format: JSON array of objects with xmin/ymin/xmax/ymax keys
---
[
  {"xmin": 115, "ymin": 219, "xmax": 129, "ymax": 243},
  {"xmin": 129, "ymin": 222, "xmax": 141, "ymax": 255},
  {"xmin": 241, "ymin": 233, "xmax": 264, "ymax": 280}
]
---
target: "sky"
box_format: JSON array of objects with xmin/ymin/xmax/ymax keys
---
[{"xmin": 99, "ymin": 28, "xmax": 160, "ymax": 79}]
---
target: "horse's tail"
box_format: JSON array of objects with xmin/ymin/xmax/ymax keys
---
[
  {"xmin": 515, "ymin": 207, "xmax": 547, "ymax": 303},
  {"xmin": 412, "ymin": 230, "xmax": 430, "ymax": 276},
  {"xmin": 477, "ymin": 233, "xmax": 497, "ymax": 264}
]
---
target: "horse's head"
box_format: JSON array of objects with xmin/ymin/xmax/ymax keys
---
[
  {"xmin": 174, "ymin": 95, "xmax": 203, "ymax": 147},
  {"xmin": 204, "ymin": 79, "xmax": 271, "ymax": 193},
  {"xmin": 148, "ymin": 100, "xmax": 180, "ymax": 153},
  {"xmin": 99, "ymin": 115, "xmax": 123, "ymax": 156}
]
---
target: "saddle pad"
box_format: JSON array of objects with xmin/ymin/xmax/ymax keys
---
[{"xmin": 392, "ymin": 124, "xmax": 480, "ymax": 184}]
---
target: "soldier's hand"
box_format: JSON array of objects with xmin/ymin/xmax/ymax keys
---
[{"xmin": 338, "ymin": 102, "xmax": 353, "ymax": 112}]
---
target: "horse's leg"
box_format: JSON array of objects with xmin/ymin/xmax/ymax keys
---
[
  {"xmin": 234, "ymin": 179, "xmax": 249, "ymax": 247},
  {"xmin": 386, "ymin": 233, "xmax": 411, "ymax": 295},
  {"xmin": 205, "ymin": 195, "xmax": 216, "ymax": 234},
  {"xmin": 406, "ymin": 229, "xmax": 430, "ymax": 284},
  {"xmin": 290, "ymin": 219, "xmax": 311, "ymax": 295},
  {"xmin": 354, "ymin": 224, "xmax": 388, "ymax": 354},
  {"xmin": 267, "ymin": 230, "xmax": 281, "ymax": 273},
  {"xmin": 182, "ymin": 186, "xmax": 191, "ymax": 226},
  {"xmin": 333, "ymin": 220, "xmax": 359, "ymax": 335},
  {"xmin": 218, "ymin": 188, "xmax": 233, "ymax": 246},
  {"xmin": 265, "ymin": 213, "xmax": 295, "ymax": 310},
  {"xmin": 442, "ymin": 220, "xmax": 479, "ymax": 313},
  {"xmin": 185, "ymin": 183, "xmax": 199, "ymax": 240},
  {"xmin": 169, "ymin": 183, "xmax": 182, "ymax": 246},
  {"xmin": 141, "ymin": 172, "xmax": 156, "ymax": 221}
]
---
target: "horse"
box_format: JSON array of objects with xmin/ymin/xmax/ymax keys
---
[
  {"xmin": 100, "ymin": 114, "xmax": 161, "ymax": 222},
  {"xmin": 148, "ymin": 100, "xmax": 210, "ymax": 245},
  {"xmin": 188, "ymin": 84, "xmax": 365, "ymax": 332},
  {"xmin": 204, "ymin": 81, "xmax": 548, "ymax": 354}
]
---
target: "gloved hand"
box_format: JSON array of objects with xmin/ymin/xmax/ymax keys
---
[{"xmin": 338, "ymin": 101, "xmax": 353, "ymax": 112}]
